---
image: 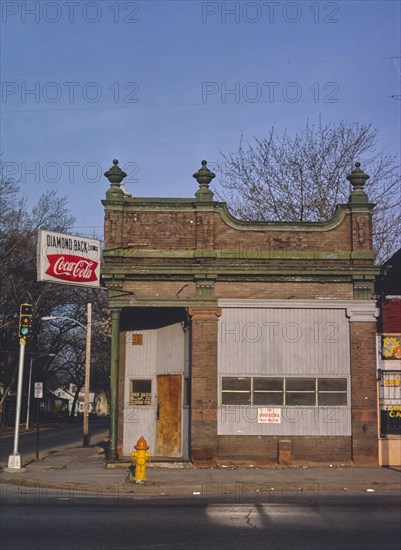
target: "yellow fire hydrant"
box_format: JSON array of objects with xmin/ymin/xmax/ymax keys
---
[{"xmin": 131, "ymin": 436, "xmax": 151, "ymax": 483}]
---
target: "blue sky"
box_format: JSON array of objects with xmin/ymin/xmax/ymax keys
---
[{"xmin": 1, "ymin": 0, "xmax": 400, "ymax": 240}]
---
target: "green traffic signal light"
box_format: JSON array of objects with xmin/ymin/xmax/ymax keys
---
[
  {"xmin": 20, "ymin": 318, "xmax": 30, "ymax": 335},
  {"xmin": 19, "ymin": 303, "xmax": 33, "ymax": 338}
]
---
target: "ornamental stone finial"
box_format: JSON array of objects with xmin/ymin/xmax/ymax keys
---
[
  {"xmin": 347, "ymin": 162, "xmax": 370, "ymax": 204},
  {"xmin": 104, "ymin": 159, "xmax": 127, "ymax": 200},
  {"xmin": 193, "ymin": 160, "xmax": 215, "ymax": 201}
]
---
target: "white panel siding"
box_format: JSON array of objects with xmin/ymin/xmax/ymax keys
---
[
  {"xmin": 218, "ymin": 306, "xmax": 351, "ymax": 436},
  {"xmin": 123, "ymin": 324, "xmax": 188, "ymax": 456},
  {"xmin": 124, "ymin": 330, "xmax": 158, "ymax": 455},
  {"xmin": 156, "ymin": 323, "xmax": 186, "ymax": 375},
  {"xmin": 218, "ymin": 405, "xmax": 351, "ymax": 436},
  {"xmin": 125, "ymin": 329, "xmax": 158, "ymax": 378},
  {"xmin": 218, "ymin": 308, "xmax": 350, "ymax": 376}
]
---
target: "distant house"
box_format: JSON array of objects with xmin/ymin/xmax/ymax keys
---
[
  {"xmin": 52, "ymin": 384, "xmax": 95, "ymax": 416},
  {"xmin": 94, "ymin": 392, "xmax": 110, "ymax": 416},
  {"xmin": 41, "ymin": 391, "xmax": 70, "ymax": 421}
]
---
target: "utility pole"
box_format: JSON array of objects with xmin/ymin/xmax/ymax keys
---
[{"xmin": 83, "ymin": 303, "xmax": 92, "ymax": 447}]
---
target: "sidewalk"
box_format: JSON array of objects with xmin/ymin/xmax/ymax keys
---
[{"xmin": 1, "ymin": 435, "xmax": 400, "ymax": 499}]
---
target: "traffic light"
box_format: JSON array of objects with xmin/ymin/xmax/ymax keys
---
[{"xmin": 19, "ymin": 303, "xmax": 33, "ymax": 338}]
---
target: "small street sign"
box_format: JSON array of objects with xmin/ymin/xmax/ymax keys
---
[{"xmin": 34, "ymin": 382, "xmax": 43, "ymax": 399}]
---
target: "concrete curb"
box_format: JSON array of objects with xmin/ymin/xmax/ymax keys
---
[{"xmin": 1, "ymin": 442, "xmax": 400, "ymax": 498}]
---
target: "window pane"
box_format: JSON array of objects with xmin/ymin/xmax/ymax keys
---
[
  {"xmin": 130, "ymin": 379, "xmax": 152, "ymax": 406},
  {"xmin": 318, "ymin": 393, "xmax": 347, "ymax": 406},
  {"xmin": 131, "ymin": 379, "xmax": 152, "ymax": 393},
  {"xmin": 318, "ymin": 378, "xmax": 347, "ymax": 392},
  {"xmin": 286, "ymin": 378, "xmax": 315, "ymax": 391},
  {"xmin": 254, "ymin": 377, "xmax": 283, "ymax": 391},
  {"xmin": 286, "ymin": 392, "xmax": 316, "ymax": 406},
  {"xmin": 222, "ymin": 377, "xmax": 251, "ymax": 391},
  {"xmin": 222, "ymin": 392, "xmax": 251, "ymax": 405},
  {"xmin": 254, "ymin": 392, "xmax": 283, "ymax": 406}
]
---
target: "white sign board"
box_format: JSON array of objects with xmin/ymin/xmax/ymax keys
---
[
  {"xmin": 37, "ymin": 230, "xmax": 100, "ymax": 288},
  {"xmin": 34, "ymin": 382, "xmax": 43, "ymax": 399},
  {"xmin": 258, "ymin": 407, "xmax": 281, "ymax": 423}
]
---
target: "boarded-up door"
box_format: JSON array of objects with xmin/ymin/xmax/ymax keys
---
[{"xmin": 156, "ymin": 374, "xmax": 182, "ymax": 457}]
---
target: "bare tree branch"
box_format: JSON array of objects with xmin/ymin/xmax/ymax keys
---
[{"xmin": 215, "ymin": 119, "xmax": 401, "ymax": 263}]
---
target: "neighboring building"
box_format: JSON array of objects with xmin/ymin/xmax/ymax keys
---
[
  {"xmin": 95, "ymin": 391, "xmax": 110, "ymax": 416},
  {"xmin": 102, "ymin": 159, "xmax": 380, "ymax": 466},
  {"xmin": 53, "ymin": 385, "xmax": 95, "ymax": 416},
  {"xmin": 376, "ymin": 249, "xmax": 401, "ymax": 466},
  {"xmin": 41, "ymin": 391, "xmax": 70, "ymax": 421}
]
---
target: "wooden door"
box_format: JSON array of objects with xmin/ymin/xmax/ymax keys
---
[{"xmin": 156, "ymin": 375, "xmax": 182, "ymax": 457}]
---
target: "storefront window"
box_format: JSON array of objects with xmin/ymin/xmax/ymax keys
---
[
  {"xmin": 318, "ymin": 378, "xmax": 347, "ymax": 406},
  {"xmin": 129, "ymin": 379, "xmax": 152, "ymax": 406},
  {"xmin": 254, "ymin": 377, "xmax": 283, "ymax": 405},
  {"xmin": 222, "ymin": 377, "xmax": 251, "ymax": 405},
  {"xmin": 286, "ymin": 378, "xmax": 316, "ymax": 406},
  {"xmin": 221, "ymin": 376, "xmax": 348, "ymax": 407}
]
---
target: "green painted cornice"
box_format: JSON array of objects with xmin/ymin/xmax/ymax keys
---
[
  {"xmin": 108, "ymin": 296, "xmax": 218, "ymax": 308},
  {"xmin": 101, "ymin": 264, "xmax": 379, "ymax": 280},
  {"xmin": 103, "ymin": 247, "xmax": 376, "ymax": 261},
  {"xmin": 101, "ymin": 199, "xmax": 126, "ymax": 209}
]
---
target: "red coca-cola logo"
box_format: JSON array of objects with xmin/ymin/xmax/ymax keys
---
[{"xmin": 45, "ymin": 254, "xmax": 99, "ymax": 283}]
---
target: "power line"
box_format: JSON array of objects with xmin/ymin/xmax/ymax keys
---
[
  {"xmin": 1, "ymin": 95, "xmax": 399, "ymax": 114},
  {"xmin": 2, "ymin": 56, "xmax": 399, "ymax": 77}
]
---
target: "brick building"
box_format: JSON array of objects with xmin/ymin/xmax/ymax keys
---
[
  {"xmin": 376, "ymin": 249, "xmax": 401, "ymax": 465},
  {"xmin": 102, "ymin": 159, "xmax": 380, "ymax": 466}
]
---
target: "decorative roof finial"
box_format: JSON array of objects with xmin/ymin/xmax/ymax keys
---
[
  {"xmin": 346, "ymin": 162, "xmax": 370, "ymax": 204},
  {"xmin": 193, "ymin": 160, "xmax": 215, "ymax": 201},
  {"xmin": 104, "ymin": 159, "xmax": 127, "ymax": 200}
]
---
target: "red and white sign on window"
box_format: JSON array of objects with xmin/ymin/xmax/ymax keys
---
[
  {"xmin": 258, "ymin": 407, "xmax": 281, "ymax": 424},
  {"xmin": 37, "ymin": 230, "xmax": 100, "ymax": 288}
]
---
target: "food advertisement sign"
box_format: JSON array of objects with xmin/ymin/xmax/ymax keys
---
[
  {"xmin": 381, "ymin": 335, "xmax": 401, "ymax": 361},
  {"xmin": 37, "ymin": 230, "xmax": 100, "ymax": 288}
]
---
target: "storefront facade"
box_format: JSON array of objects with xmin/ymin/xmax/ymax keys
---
[
  {"xmin": 376, "ymin": 249, "xmax": 401, "ymax": 466},
  {"xmin": 102, "ymin": 159, "xmax": 379, "ymax": 465}
]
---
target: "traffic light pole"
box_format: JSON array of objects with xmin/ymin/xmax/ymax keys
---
[{"xmin": 7, "ymin": 338, "xmax": 26, "ymax": 470}]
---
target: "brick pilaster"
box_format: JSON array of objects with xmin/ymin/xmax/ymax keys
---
[
  {"xmin": 350, "ymin": 321, "xmax": 378, "ymax": 465},
  {"xmin": 188, "ymin": 306, "xmax": 221, "ymax": 465}
]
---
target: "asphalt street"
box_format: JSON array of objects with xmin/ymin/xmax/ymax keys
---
[
  {"xmin": 1, "ymin": 421, "xmax": 400, "ymax": 549},
  {"xmin": 1, "ymin": 491, "xmax": 400, "ymax": 550},
  {"xmin": 0, "ymin": 418, "xmax": 109, "ymax": 464}
]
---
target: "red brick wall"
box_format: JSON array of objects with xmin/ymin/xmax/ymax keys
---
[
  {"xmin": 217, "ymin": 436, "xmax": 352, "ymax": 464},
  {"xmin": 215, "ymin": 282, "xmax": 353, "ymax": 300},
  {"xmin": 349, "ymin": 322, "xmax": 378, "ymax": 465},
  {"xmin": 214, "ymin": 214, "xmax": 353, "ymax": 253},
  {"xmin": 104, "ymin": 207, "xmax": 366, "ymax": 255},
  {"xmin": 380, "ymin": 299, "xmax": 401, "ymax": 333},
  {"xmin": 123, "ymin": 281, "xmax": 197, "ymax": 299}
]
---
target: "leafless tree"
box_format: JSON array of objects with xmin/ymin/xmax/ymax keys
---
[
  {"xmin": 0, "ymin": 170, "xmax": 110, "ymax": 423},
  {"xmin": 214, "ymin": 120, "xmax": 401, "ymax": 264}
]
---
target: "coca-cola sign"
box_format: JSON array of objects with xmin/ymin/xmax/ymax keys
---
[
  {"xmin": 46, "ymin": 254, "xmax": 99, "ymax": 283},
  {"xmin": 37, "ymin": 230, "xmax": 100, "ymax": 288}
]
